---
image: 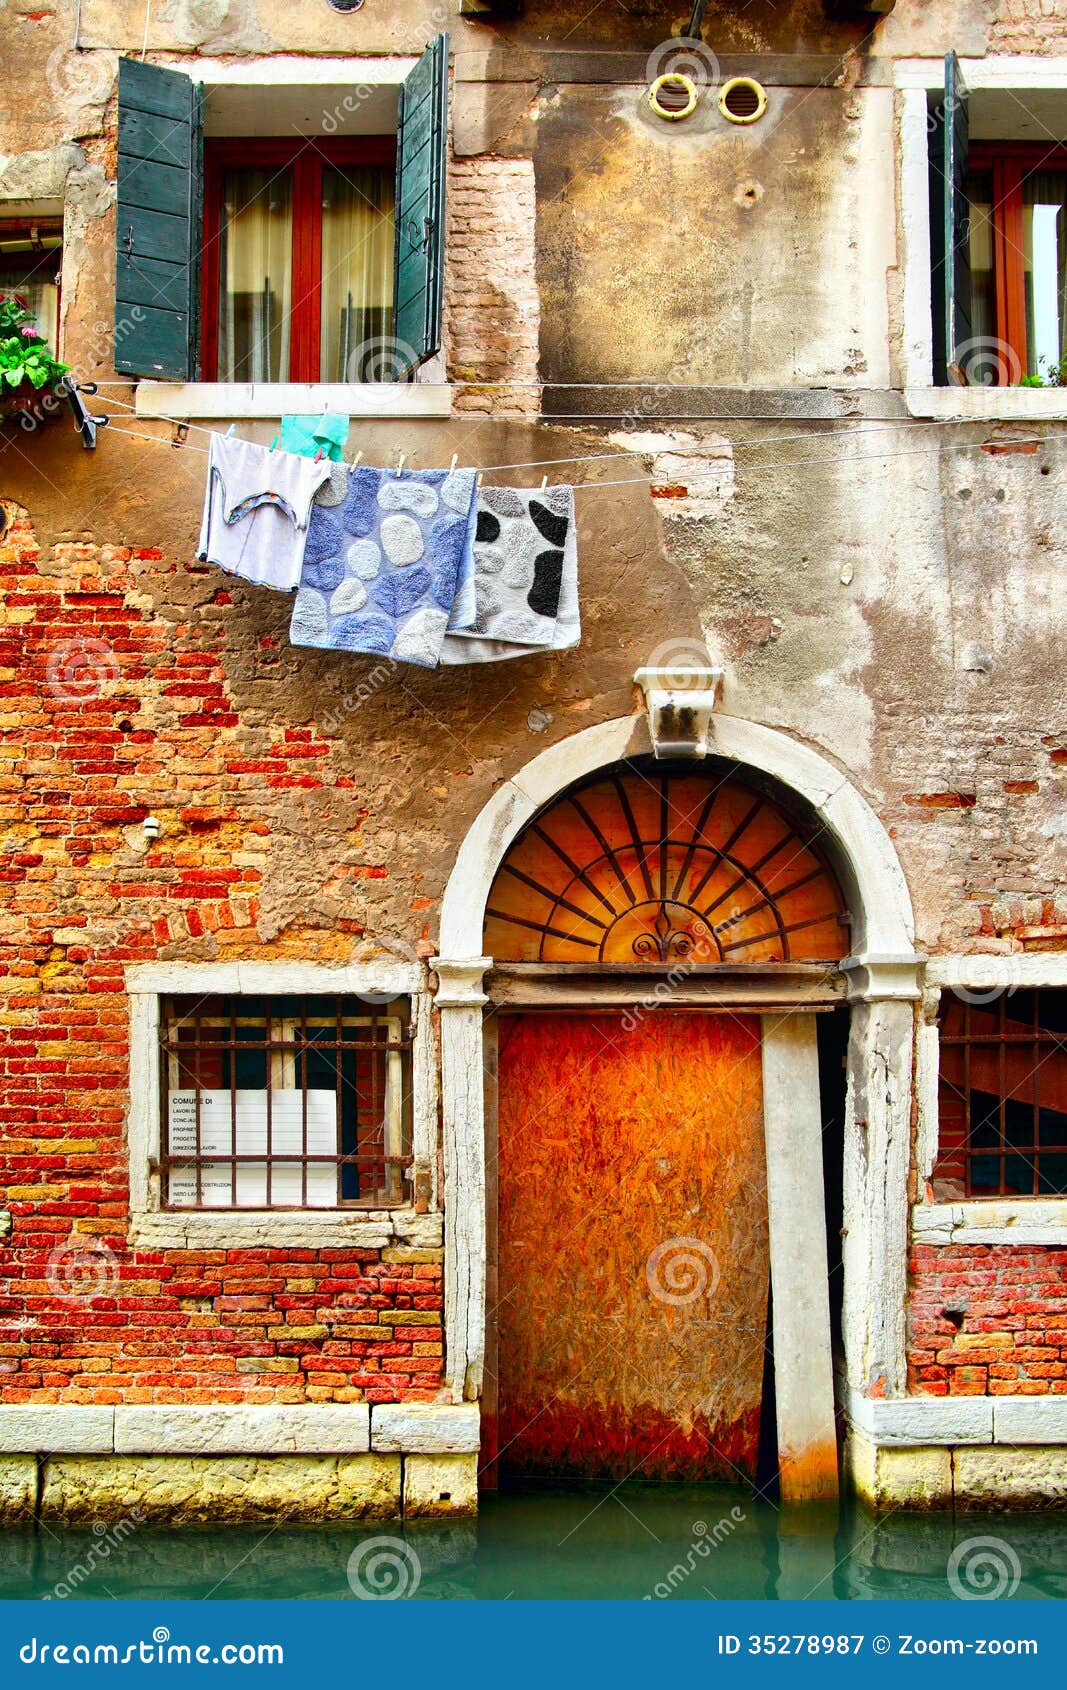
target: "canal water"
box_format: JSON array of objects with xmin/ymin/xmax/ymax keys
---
[{"xmin": 1, "ymin": 1486, "xmax": 1064, "ymax": 1601}]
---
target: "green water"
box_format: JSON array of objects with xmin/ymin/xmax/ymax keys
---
[{"xmin": 1, "ymin": 1487, "xmax": 1064, "ymax": 1601}]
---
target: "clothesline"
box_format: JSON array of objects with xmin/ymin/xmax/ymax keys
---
[
  {"xmin": 104, "ymin": 418, "xmax": 1056, "ymax": 493},
  {"xmin": 92, "ymin": 387, "xmax": 1046, "ymax": 478}
]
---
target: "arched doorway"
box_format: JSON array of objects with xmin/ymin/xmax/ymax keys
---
[
  {"xmin": 432, "ymin": 711, "xmax": 920, "ymax": 1506},
  {"xmin": 483, "ymin": 759, "xmax": 849, "ymax": 1486}
]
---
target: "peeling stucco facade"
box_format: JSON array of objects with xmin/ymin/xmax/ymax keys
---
[{"xmin": 0, "ymin": 0, "xmax": 1065, "ymax": 1518}]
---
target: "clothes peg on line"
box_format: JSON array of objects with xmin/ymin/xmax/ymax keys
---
[
  {"xmin": 352, "ymin": 450, "xmax": 363, "ymax": 466},
  {"xmin": 269, "ymin": 435, "xmax": 279, "ymax": 453},
  {"xmin": 396, "ymin": 452, "xmax": 407, "ymax": 476},
  {"xmin": 314, "ymin": 448, "xmax": 324, "ymax": 463},
  {"xmin": 449, "ymin": 452, "xmax": 459, "ymax": 472},
  {"xmin": 540, "ymin": 474, "xmax": 549, "ymax": 491},
  {"xmin": 225, "ymin": 423, "xmax": 236, "ymax": 438}
]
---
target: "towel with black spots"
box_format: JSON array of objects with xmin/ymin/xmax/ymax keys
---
[
  {"xmin": 288, "ymin": 465, "xmax": 479, "ymax": 667},
  {"xmin": 445, "ymin": 484, "xmax": 577, "ymax": 650}
]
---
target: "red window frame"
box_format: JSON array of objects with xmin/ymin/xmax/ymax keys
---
[
  {"xmin": 201, "ymin": 137, "xmax": 397, "ymax": 383},
  {"xmin": 969, "ymin": 141, "xmax": 1067, "ymax": 382}
]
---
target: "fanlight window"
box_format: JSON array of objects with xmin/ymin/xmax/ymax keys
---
[{"xmin": 484, "ymin": 764, "xmax": 849, "ymax": 965}]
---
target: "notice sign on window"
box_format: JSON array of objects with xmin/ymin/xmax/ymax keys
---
[{"xmin": 167, "ymin": 1090, "xmax": 339, "ymax": 1208}]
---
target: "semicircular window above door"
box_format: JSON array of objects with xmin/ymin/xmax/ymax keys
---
[{"xmin": 483, "ymin": 762, "xmax": 850, "ymax": 964}]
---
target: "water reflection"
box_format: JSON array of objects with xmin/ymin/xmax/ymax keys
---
[{"xmin": 1, "ymin": 1486, "xmax": 1064, "ymax": 1602}]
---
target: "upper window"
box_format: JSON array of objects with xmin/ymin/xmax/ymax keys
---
[
  {"xmin": 201, "ymin": 139, "xmax": 396, "ymax": 384},
  {"xmin": 934, "ymin": 989, "xmax": 1067, "ymax": 1198},
  {"xmin": 113, "ymin": 42, "xmax": 447, "ymax": 385},
  {"xmin": 929, "ymin": 52, "xmax": 1067, "ymax": 387},
  {"xmin": 0, "ymin": 219, "xmax": 62, "ymax": 351},
  {"xmin": 160, "ymin": 993, "xmax": 413, "ymax": 1210}
]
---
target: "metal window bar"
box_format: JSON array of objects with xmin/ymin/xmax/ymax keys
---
[
  {"xmin": 936, "ymin": 991, "xmax": 1067, "ymax": 1197},
  {"xmin": 156, "ymin": 995, "xmax": 413, "ymax": 1210}
]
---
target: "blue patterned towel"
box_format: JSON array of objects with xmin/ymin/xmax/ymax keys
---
[{"xmin": 289, "ymin": 466, "xmax": 479, "ymax": 667}]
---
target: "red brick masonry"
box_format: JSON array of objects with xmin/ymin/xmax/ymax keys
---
[{"xmin": 909, "ymin": 1243, "xmax": 1067, "ymax": 1396}]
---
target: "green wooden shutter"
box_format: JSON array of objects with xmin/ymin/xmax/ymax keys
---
[
  {"xmin": 929, "ymin": 50, "xmax": 971, "ymax": 385},
  {"xmin": 392, "ymin": 34, "xmax": 449, "ymax": 376},
  {"xmin": 115, "ymin": 58, "xmax": 203, "ymax": 381}
]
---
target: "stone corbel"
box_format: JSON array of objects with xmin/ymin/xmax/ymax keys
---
[
  {"xmin": 842, "ymin": 953, "xmax": 926, "ymax": 1003},
  {"xmin": 633, "ymin": 666, "xmax": 724, "ymax": 759}
]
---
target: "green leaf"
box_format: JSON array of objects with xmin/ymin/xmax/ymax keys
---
[{"xmin": 2, "ymin": 365, "xmax": 25, "ymax": 388}]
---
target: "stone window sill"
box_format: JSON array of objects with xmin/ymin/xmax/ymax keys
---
[
  {"xmin": 905, "ymin": 386, "xmax": 1067, "ymax": 422},
  {"xmin": 129, "ymin": 1207, "xmax": 444, "ymax": 1251},
  {"xmin": 911, "ymin": 1198, "xmax": 1067, "ymax": 1246},
  {"xmin": 134, "ymin": 382, "xmax": 454, "ymax": 421}
]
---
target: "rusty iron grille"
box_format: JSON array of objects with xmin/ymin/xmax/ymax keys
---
[
  {"xmin": 483, "ymin": 763, "xmax": 849, "ymax": 965},
  {"xmin": 935, "ymin": 989, "xmax": 1067, "ymax": 1198},
  {"xmin": 158, "ymin": 994, "xmax": 413, "ymax": 1210}
]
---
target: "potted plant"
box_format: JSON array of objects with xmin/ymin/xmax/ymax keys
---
[{"xmin": 0, "ymin": 294, "xmax": 69, "ymax": 425}]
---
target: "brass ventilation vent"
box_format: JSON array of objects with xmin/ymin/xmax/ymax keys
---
[{"xmin": 719, "ymin": 77, "xmax": 767, "ymax": 124}]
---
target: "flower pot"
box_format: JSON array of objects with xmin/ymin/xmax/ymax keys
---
[{"xmin": 0, "ymin": 378, "xmax": 67, "ymax": 430}]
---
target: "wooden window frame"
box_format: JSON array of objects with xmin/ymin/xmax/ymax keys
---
[
  {"xmin": 970, "ymin": 141, "xmax": 1067, "ymax": 382},
  {"xmin": 201, "ymin": 137, "xmax": 397, "ymax": 384}
]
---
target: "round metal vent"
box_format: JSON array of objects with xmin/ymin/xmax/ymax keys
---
[
  {"xmin": 326, "ymin": 0, "xmax": 365, "ymax": 11},
  {"xmin": 719, "ymin": 77, "xmax": 767, "ymax": 124},
  {"xmin": 648, "ymin": 73, "xmax": 699, "ymax": 122}
]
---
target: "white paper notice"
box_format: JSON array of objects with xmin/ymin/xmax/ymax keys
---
[{"xmin": 167, "ymin": 1090, "xmax": 339, "ymax": 1207}]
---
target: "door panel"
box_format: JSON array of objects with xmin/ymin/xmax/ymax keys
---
[{"xmin": 496, "ymin": 1010, "xmax": 768, "ymax": 1482}]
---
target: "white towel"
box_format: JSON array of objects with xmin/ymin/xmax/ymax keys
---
[{"xmin": 198, "ymin": 434, "xmax": 331, "ymax": 592}]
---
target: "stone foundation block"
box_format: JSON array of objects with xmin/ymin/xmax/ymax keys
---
[
  {"xmin": 39, "ymin": 1454, "xmax": 402, "ymax": 1526},
  {"xmin": 953, "ymin": 1447, "xmax": 1067, "ymax": 1510},
  {"xmin": 403, "ymin": 1454, "xmax": 478, "ymax": 1517},
  {"xmin": 0, "ymin": 1457, "xmax": 37, "ymax": 1522},
  {"xmin": 846, "ymin": 1435, "xmax": 952, "ymax": 1509}
]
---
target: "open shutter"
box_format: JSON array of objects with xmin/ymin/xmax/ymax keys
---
[
  {"xmin": 115, "ymin": 58, "xmax": 203, "ymax": 381},
  {"xmin": 392, "ymin": 34, "xmax": 449, "ymax": 377},
  {"xmin": 929, "ymin": 51, "xmax": 971, "ymax": 385}
]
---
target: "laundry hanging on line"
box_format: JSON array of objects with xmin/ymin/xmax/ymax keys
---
[
  {"xmin": 195, "ymin": 427, "xmax": 582, "ymax": 665},
  {"xmin": 278, "ymin": 412, "xmax": 350, "ymax": 462},
  {"xmin": 289, "ymin": 463, "xmax": 481, "ymax": 668},
  {"xmin": 197, "ymin": 433, "xmax": 331, "ymax": 592}
]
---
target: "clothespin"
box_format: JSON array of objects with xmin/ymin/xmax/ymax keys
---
[
  {"xmin": 269, "ymin": 435, "xmax": 279, "ymax": 453},
  {"xmin": 314, "ymin": 448, "xmax": 324, "ymax": 463},
  {"xmin": 352, "ymin": 450, "xmax": 363, "ymax": 466},
  {"xmin": 396, "ymin": 452, "xmax": 407, "ymax": 477},
  {"xmin": 171, "ymin": 423, "xmax": 189, "ymax": 450},
  {"xmin": 225, "ymin": 423, "xmax": 236, "ymax": 438},
  {"xmin": 449, "ymin": 452, "xmax": 459, "ymax": 473},
  {"xmin": 540, "ymin": 474, "xmax": 549, "ymax": 491}
]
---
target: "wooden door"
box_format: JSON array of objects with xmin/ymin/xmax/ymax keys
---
[{"xmin": 494, "ymin": 1009, "xmax": 769, "ymax": 1483}]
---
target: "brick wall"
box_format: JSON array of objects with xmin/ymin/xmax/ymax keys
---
[
  {"xmin": 909, "ymin": 1244, "xmax": 1067, "ymax": 1396},
  {"xmin": 445, "ymin": 157, "xmax": 541, "ymax": 416},
  {"xmin": 990, "ymin": 0, "xmax": 1067, "ymax": 52},
  {"xmin": 0, "ymin": 507, "xmax": 443, "ymax": 1407}
]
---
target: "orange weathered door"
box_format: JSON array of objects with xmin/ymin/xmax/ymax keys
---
[{"xmin": 495, "ymin": 1010, "xmax": 769, "ymax": 1483}]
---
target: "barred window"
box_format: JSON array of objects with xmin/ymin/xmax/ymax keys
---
[
  {"xmin": 935, "ymin": 990, "xmax": 1067, "ymax": 1198},
  {"xmin": 159, "ymin": 995, "xmax": 412, "ymax": 1210}
]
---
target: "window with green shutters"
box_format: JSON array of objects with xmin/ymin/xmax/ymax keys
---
[{"xmin": 114, "ymin": 39, "xmax": 449, "ymax": 384}]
